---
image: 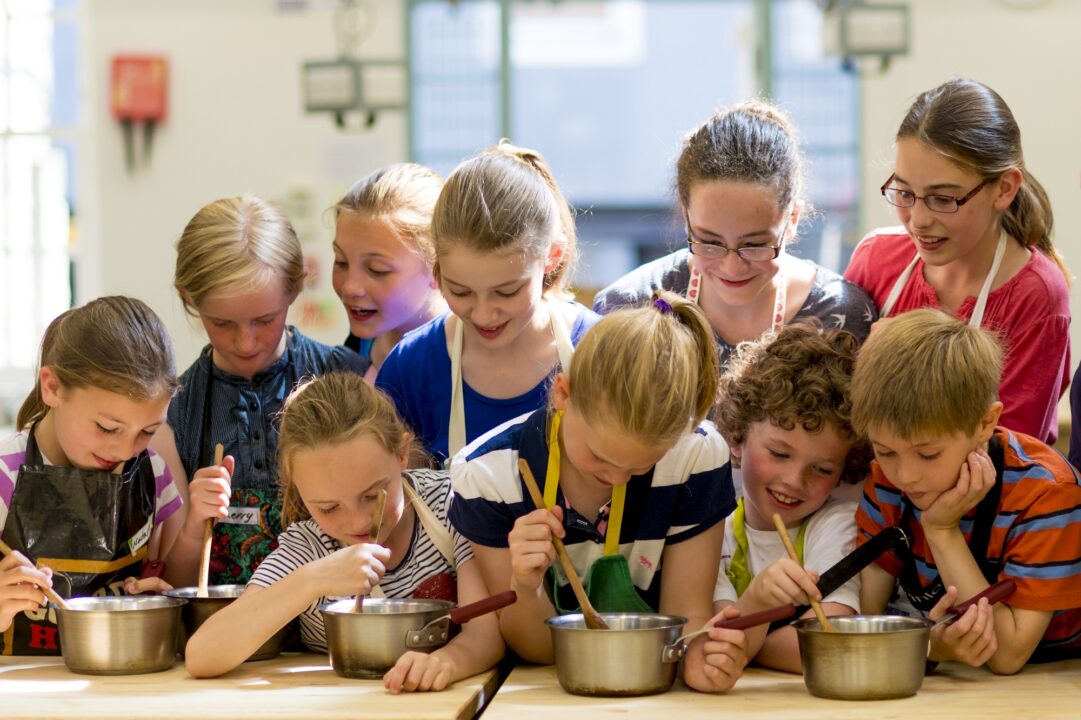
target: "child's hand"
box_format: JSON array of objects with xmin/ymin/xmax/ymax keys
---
[
  {"xmin": 921, "ymin": 448, "xmax": 996, "ymax": 533},
  {"xmin": 745, "ymin": 558, "xmax": 822, "ymax": 608},
  {"xmin": 383, "ymin": 651, "xmax": 455, "ymax": 693},
  {"xmin": 683, "ymin": 605, "xmax": 749, "ymax": 693},
  {"xmin": 307, "ymin": 543, "xmax": 392, "ymax": 598},
  {"xmin": 507, "ymin": 506, "xmax": 564, "ymax": 595},
  {"xmin": 0, "ymin": 551, "xmax": 53, "ymax": 631},
  {"xmin": 928, "ymin": 585, "xmax": 998, "ymax": 666},
  {"xmin": 122, "ymin": 576, "xmax": 174, "ymax": 595},
  {"xmin": 183, "ymin": 456, "xmax": 234, "ymax": 536}
]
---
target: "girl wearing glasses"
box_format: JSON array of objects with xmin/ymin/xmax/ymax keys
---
[
  {"xmin": 845, "ymin": 78, "xmax": 1070, "ymax": 444},
  {"xmin": 594, "ymin": 100, "xmax": 876, "ymax": 368}
]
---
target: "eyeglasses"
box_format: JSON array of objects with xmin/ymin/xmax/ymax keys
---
[
  {"xmin": 685, "ymin": 212, "xmax": 790, "ymax": 262},
  {"xmin": 880, "ymin": 174, "xmax": 990, "ymax": 214}
]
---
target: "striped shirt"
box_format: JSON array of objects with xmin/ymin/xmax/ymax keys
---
[
  {"xmin": 0, "ymin": 430, "xmax": 181, "ymax": 532},
  {"xmin": 857, "ymin": 427, "xmax": 1081, "ymax": 660},
  {"xmin": 448, "ymin": 409, "xmax": 735, "ymax": 611},
  {"xmin": 248, "ymin": 469, "xmax": 471, "ymax": 653}
]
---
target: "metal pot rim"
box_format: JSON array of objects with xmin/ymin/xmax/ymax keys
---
[
  {"xmin": 57, "ymin": 596, "xmax": 186, "ymax": 613},
  {"xmin": 546, "ymin": 612, "xmax": 688, "ymax": 631},
  {"xmin": 793, "ymin": 614, "xmax": 933, "ymax": 634},
  {"xmin": 318, "ymin": 597, "xmax": 455, "ymax": 616}
]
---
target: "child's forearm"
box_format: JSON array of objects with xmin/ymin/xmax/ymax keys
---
[
  {"xmin": 432, "ymin": 614, "xmax": 505, "ymax": 682},
  {"xmin": 162, "ymin": 523, "xmax": 207, "ymax": 587},
  {"xmin": 499, "ymin": 581, "xmax": 557, "ymax": 663}
]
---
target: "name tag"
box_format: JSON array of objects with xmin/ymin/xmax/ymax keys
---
[
  {"xmin": 127, "ymin": 518, "xmax": 153, "ymax": 555},
  {"xmin": 220, "ymin": 506, "xmax": 261, "ymax": 526}
]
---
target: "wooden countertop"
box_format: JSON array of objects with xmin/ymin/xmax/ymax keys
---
[
  {"xmin": 0, "ymin": 653, "xmax": 502, "ymax": 720},
  {"xmin": 482, "ymin": 660, "xmax": 1081, "ymax": 719}
]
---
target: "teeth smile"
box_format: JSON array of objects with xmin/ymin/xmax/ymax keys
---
[{"xmin": 769, "ymin": 489, "xmax": 800, "ymax": 505}]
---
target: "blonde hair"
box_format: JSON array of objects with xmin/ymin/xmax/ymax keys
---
[
  {"xmin": 277, "ymin": 372, "xmax": 413, "ymax": 526},
  {"xmin": 333, "ymin": 163, "xmax": 443, "ymax": 267},
  {"xmin": 850, "ymin": 309, "xmax": 1003, "ymax": 439},
  {"xmin": 566, "ymin": 291, "xmax": 719, "ymax": 445},
  {"xmin": 431, "ymin": 141, "xmax": 577, "ymax": 295},
  {"xmin": 715, "ymin": 322, "xmax": 869, "ymax": 485},
  {"xmin": 17, "ymin": 296, "xmax": 178, "ymax": 430},
  {"xmin": 175, "ymin": 195, "xmax": 304, "ymax": 314}
]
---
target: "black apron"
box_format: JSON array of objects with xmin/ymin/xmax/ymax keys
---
[
  {"xmin": 1, "ymin": 427, "xmax": 156, "ymax": 655},
  {"xmin": 896, "ymin": 436, "xmax": 1005, "ymax": 613}
]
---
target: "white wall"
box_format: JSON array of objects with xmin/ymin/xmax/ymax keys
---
[
  {"xmin": 79, "ymin": 0, "xmax": 408, "ymax": 369},
  {"xmin": 857, "ymin": 0, "xmax": 1081, "ymax": 413}
]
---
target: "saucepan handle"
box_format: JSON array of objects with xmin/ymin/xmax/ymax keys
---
[
  {"xmin": 946, "ymin": 578, "xmax": 1017, "ymax": 619},
  {"xmin": 662, "ymin": 603, "xmax": 797, "ymax": 663},
  {"xmin": 449, "ymin": 590, "xmax": 518, "ymax": 625}
]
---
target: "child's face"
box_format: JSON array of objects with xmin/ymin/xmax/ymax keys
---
[
  {"xmin": 867, "ymin": 421, "xmax": 992, "ymax": 511},
  {"xmin": 40, "ymin": 370, "xmax": 170, "ymax": 471},
  {"xmin": 438, "ymin": 245, "xmax": 549, "ymax": 351},
  {"xmin": 195, "ymin": 276, "xmax": 294, "ymax": 379},
  {"xmin": 332, "ymin": 213, "xmax": 438, "ymax": 340},
  {"xmin": 736, "ymin": 420, "xmax": 850, "ymax": 531},
  {"xmin": 291, "ymin": 434, "xmax": 408, "ymax": 547},
  {"xmin": 890, "ymin": 138, "xmax": 1017, "ymax": 269}
]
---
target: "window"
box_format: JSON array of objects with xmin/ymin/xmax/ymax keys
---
[{"xmin": 0, "ymin": 0, "xmax": 76, "ymax": 425}]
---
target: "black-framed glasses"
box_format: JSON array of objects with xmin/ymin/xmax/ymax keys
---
[
  {"xmin": 880, "ymin": 174, "xmax": 991, "ymax": 214},
  {"xmin": 685, "ymin": 212, "xmax": 790, "ymax": 262}
]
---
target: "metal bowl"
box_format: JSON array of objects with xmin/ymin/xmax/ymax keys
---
[
  {"xmin": 795, "ymin": 615, "xmax": 932, "ymax": 700},
  {"xmin": 164, "ymin": 585, "xmax": 286, "ymax": 661},
  {"xmin": 320, "ymin": 598, "xmax": 455, "ymax": 679},
  {"xmin": 55, "ymin": 596, "xmax": 185, "ymax": 675},
  {"xmin": 546, "ymin": 612, "xmax": 688, "ymax": 697}
]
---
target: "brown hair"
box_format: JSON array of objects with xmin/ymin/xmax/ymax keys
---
[
  {"xmin": 332, "ymin": 163, "xmax": 443, "ymax": 267},
  {"xmin": 277, "ymin": 372, "xmax": 414, "ymax": 526},
  {"xmin": 565, "ymin": 290, "xmax": 719, "ymax": 445},
  {"xmin": 175, "ymin": 195, "xmax": 305, "ymax": 315},
  {"xmin": 714, "ymin": 322, "xmax": 869, "ymax": 484},
  {"xmin": 898, "ymin": 78, "xmax": 1068, "ymax": 280},
  {"xmin": 676, "ymin": 99, "xmax": 805, "ymax": 216},
  {"xmin": 17, "ymin": 296, "xmax": 178, "ymax": 429},
  {"xmin": 431, "ymin": 141, "xmax": 577, "ymax": 295},
  {"xmin": 850, "ymin": 309, "xmax": 1003, "ymax": 440}
]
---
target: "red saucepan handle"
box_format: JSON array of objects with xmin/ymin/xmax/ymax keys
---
[
  {"xmin": 716, "ymin": 603, "xmax": 797, "ymax": 631},
  {"xmin": 946, "ymin": 578, "xmax": 1017, "ymax": 618},
  {"xmin": 449, "ymin": 590, "xmax": 517, "ymax": 625}
]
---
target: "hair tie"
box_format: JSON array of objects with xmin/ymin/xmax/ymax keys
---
[{"xmin": 653, "ymin": 296, "xmax": 673, "ymax": 314}]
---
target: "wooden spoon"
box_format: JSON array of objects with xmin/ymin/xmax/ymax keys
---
[
  {"xmin": 772, "ymin": 513, "xmax": 836, "ymax": 632},
  {"xmin": 354, "ymin": 488, "xmax": 388, "ymax": 613},
  {"xmin": 518, "ymin": 459, "xmax": 609, "ymax": 630},
  {"xmin": 196, "ymin": 443, "xmax": 224, "ymax": 598},
  {"xmin": 0, "ymin": 538, "xmax": 71, "ymax": 610}
]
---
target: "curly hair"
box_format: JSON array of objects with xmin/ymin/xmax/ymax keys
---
[{"xmin": 714, "ymin": 321, "xmax": 870, "ymax": 484}]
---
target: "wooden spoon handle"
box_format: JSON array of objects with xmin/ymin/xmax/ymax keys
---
[
  {"xmin": 354, "ymin": 488, "xmax": 388, "ymax": 612},
  {"xmin": 0, "ymin": 538, "xmax": 71, "ymax": 610},
  {"xmin": 772, "ymin": 513, "xmax": 835, "ymax": 632},
  {"xmin": 197, "ymin": 443, "xmax": 224, "ymax": 598}
]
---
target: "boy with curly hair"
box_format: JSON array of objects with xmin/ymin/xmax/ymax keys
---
[
  {"xmin": 853, "ymin": 309, "xmax": 1081, "ymax": 673},
  {"xmin": 712, "ymin": 322, "xmax": 871, "ymax": 672}
]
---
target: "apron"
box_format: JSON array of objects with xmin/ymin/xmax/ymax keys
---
[
  {"xmin": 446, "ymin": 302, "xmax": 576, "ymax": 464},
  {"xmin": 725, "ymin": 497, "xmax": 809, "ymax": 598},
  {"xmin": 1, "ymin": 427, "xmax": 157, "ymax": 655},
  {"xmin": 879, "ymin": 230, "xmax": 1008, "ymax": 327},
  {"xmin": 895, "ymin": 435, "xmax": 1005, "ymax": 613},
  {"xmin": 369, "ymin": 479, "xmax": 456, "ymax": 600},
  {"xmin": 539, "ymin": 411, "xmax": 653, "ymax": 614},
  {"xmin": 686, "ymin": 262, "xmax": 788, "ymax": 335},
  {"xmin": 199, "ymin": 349, "xmax": 293, "ymax": 586}
]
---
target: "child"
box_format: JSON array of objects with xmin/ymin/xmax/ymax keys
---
[
  {"xmin": 331, "ymin": 163, "xmax": 448, "ymax": 379},
  {"xmin": 852, "ymin": 309, "xmax": 1081, "ymax": 673},
  {"xmin": 450, "ymin": 291, "xmax": 745, "ymax": 693},
  {"xmin": 594, "ymin": 100, "xmax": 876, "ymax": 368},
  {"xmin": 152, "ymin": 195, "xmax": 367, "ymax": 587},
  {"xmin": 845, "ymin": 78, "xmax": 1070, "ymax": 444},
  {"xmin": 376, "ymin": 142, "xmax": 599, "ymax": 466},
  {"xmin": 0, "ymin": 296, "xmax": 183, "ymax": 655},
  {"xmin": 711, "ymin": 322, "xmax": 870, "ymax": 673},
  {"xmin": 184, "ymin": 372, "xmax": 503, "ymax": 692}
]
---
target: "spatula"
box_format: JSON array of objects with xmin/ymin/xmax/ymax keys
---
[
  {"xmin": 354, "ymin": 488, "xmax": 387, "ymax": 613},
  {"xmin": 518, "ymin": 459, "xmax": 609, "ymax": 630},
  {"xmin": 196, "ymin": 443, "xmax": 224, "ymax": 598}
]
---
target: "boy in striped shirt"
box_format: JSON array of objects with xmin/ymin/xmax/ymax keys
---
[{"xmin": 851, "ymin": 309, "xmax": 1081, "ymax": 674}]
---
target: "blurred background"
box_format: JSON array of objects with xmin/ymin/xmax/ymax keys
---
[{"xmin": 1, "ymin": 0, "xmax": 1078, "ymax": 436}]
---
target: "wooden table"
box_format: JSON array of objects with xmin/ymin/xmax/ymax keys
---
[
  {"xmin": 482, "ymin": 660, "xmax": 1081, "ymax": 719},
  {"xmin": 0, "ymin": 653, "xmax": 502, "ymax": 720}
]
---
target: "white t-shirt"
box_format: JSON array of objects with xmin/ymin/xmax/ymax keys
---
[{"xmin": 713, "ymin": 499, "xmax": 860, "ymax": 611}]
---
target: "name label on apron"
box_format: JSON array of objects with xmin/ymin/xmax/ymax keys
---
[
  {"xmin": 127, "ymin": 518, "xmax": 153, "ymax": 556},
  {"xmin": 221, "ymin": 506, "xmax": 261, "ymax": 526}
]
